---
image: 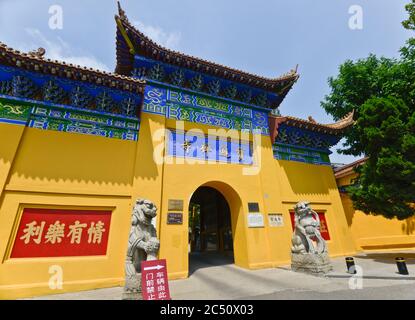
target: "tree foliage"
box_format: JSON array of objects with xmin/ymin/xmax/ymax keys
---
[
  {"xmin": 321, "ymin": 2, "xmax": 415, "ymax": 219},
  {"xmin": 403, "ymin": 0, "xmax": 415, "ymax": 31},
  {"xmin": 321, "ymin": 54, "xmax": 414, "ymax": 156},
  {"xmin": 347, "ymin": 97, "xmax": 415, "ymax": 219}
]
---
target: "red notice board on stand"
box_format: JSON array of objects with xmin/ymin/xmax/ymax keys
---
[{"xmin": 141, "ymin": 259, "xmax": 171, "ymax": 300}]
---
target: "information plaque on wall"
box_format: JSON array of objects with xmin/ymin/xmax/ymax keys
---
[
  {"xmin": 268, "ymin": 213, "xmax": 284, "ymax": 227},
  {"xmin": 168, "ymin": 199, "xmax": 183, "ymax": 211},
  {"xmin": 167, "ymin": 212, "xmax": 183, "ymax": 225},
  {"xmin": 248, "ymin": 202, "xmax": 260, "ymax": 212},
  {"xmin": 247, "ymin": 213, "xmax": 264, "ymax": 228}
]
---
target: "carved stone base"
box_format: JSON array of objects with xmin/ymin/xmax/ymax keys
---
[
  {"xmin": 122, "ymin": 291, "xmax": 143, "ymax": 300},
  {"xmin": 291, "ymin": 252, "xmax": 333, "ymax": 275},
  {"xmin": 122, "ymin": 274, "xmax": 142, "ymax": 300}
]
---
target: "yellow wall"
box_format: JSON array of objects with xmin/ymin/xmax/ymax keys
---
[
  {"xmin": 267, "ymin": 160, "xmax": 357, "ymax": 263},
  {"xmin": 138, "ymin": 113, "xmax": 357, "ymax": 279},
  {"xmin": 0, "ymin": 123, "xmax": 138, "ymax": 299},
  {"xmin": 337, "ymin": 173, "xmax": 415, "ymax": 251},
  {"xmin": 0, "ymin": 111, "xmax": 357, "ymax": 299}
]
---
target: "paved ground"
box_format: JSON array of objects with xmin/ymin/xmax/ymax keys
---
[{"xmin": 24, "ymin": 251, "xmax": 415, "ymax": 300}]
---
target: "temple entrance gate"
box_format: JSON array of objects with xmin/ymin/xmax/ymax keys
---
[{"xmin": 189, "ymin": 186, "xmax": 233, "ymax": 255}]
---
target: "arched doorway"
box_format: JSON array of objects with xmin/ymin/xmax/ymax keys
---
[{"xmin": 189, "ymin": 186, "xmax": 234, "ymax": 269}]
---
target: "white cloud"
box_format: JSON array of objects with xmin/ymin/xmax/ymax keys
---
[
  {"xmin": 132, "ymin": 20, "xmax": 181, "ymax": 50},
  {"xmin": 21, "ymin": 28, "xmax": 110, "ymax": 72}
]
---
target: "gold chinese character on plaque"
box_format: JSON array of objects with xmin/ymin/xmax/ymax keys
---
[
  {"xmin": 67, "ymin": 220, "xmax": 87, "ymax": 244},
  {"xmin": 88, "ymin": 221, "xmax": 106, "ymax": 244},
  {"xmin": 20, "ymin": 221, "xmax": 45, "ymax": 244},
  {"xmin": 219, "ymin": 146, "xmax": 229, "ymax": 158},
  {"xmin": 200, "ymin": 143, "xmax": 211, "ymax": 154},
  {"xmin": 181, "ymin": 140, "xmax": 193, "ymax": 154},
  {"xmin": 45, "ymin": 221, "xmax": 66, "ymax": 244}
]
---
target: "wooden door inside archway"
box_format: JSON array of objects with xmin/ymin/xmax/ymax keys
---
[{"xmin": 189, "ymin": 186, "xmax": 233, "ymax": 255}]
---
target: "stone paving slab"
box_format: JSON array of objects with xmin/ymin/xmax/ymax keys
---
[{"xmin": 22, "ymin": 251, "xmax": 415, "ymax": 300}]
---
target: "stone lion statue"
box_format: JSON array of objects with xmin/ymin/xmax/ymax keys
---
[
  {"xmin": 291, "ymin": 201, "xmax": 326, "ymax": 255},
  {"xmin": 122, "ymin": 199, "xmax": 160, "ymax": 300}
]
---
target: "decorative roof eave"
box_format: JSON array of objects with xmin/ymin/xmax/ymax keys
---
[
  {"xmin": 114, "ymin": 2, "xmax": 299, "ymax": 96},
  {"xmin": 0, "ymin": 41, "xmax": 146, "ymax": 94},
  {"xmin": 283, "ymin": 111, "xmax": 355, "ymax": 133},
  {"xmin": 269, "ymin": 111, "xmax": 355, "ymax": 143},
  {"xmin": 268, "ymin": 116, "xmax": 287, "ymax": 144},
  {"xmin": 334, "ymin": 157, "xmax": 367, "ymax": 179}
]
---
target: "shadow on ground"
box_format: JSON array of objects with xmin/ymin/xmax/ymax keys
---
[
  {"xmin": 355, "ymin": 252, "xmax": 415, "ymax": 265},
  {"xmin": 188, "ymin": 252, "xmax": 234, "ymax": 276}
]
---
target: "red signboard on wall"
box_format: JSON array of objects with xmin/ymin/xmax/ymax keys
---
[
  {"xmin": 141, "ymin": 259, "xmax": 171, "ymax": 300},
  {"xmin": 10, "ymin": 208, "xmax": 112, "ymax": 258},
  {"xmin": 289, "ymin": 210, "xmax": 330, "ymax": 240}
]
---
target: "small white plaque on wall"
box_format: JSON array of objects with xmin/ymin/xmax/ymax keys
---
[
  {"xmin": 268, "ymin": 213, "xmax": 284, "ymax": 227},
  {"xmin": 247, "ymin": 213, "xmax": 264, "ymax": 228}
]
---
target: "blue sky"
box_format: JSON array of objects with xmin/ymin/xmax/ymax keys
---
[{"xmin": 0, "ymin": 0, "xmax": 412, "ymax": 163}]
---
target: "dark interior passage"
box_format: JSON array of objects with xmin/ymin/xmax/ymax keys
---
[{"xmin": 189, "ymin": 187, "xmax": 233, "ymax": 257}]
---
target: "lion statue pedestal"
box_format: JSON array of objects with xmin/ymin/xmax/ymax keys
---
[
  {"xmin": 291, "ymin": 252, "xmax": 332, "ymax": 275},
  {"xmin": 122, "ymin": 199, "xmax": 160, "ymax": 300},
  {"xmin": 290, "ymin": 202, "xmax": 333, "ymax": 275}
]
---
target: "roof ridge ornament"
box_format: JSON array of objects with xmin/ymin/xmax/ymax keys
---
[
  {"xmin": 290, "ymin": 64, "xmax": 299, "ymax": 75},
  {"xmin": 114, "ymin": 9, "xmax": 299, "ymax": 99},
  {"xmin": 0, "ymin": 41, "xmax": 146, "ymax": 93},
  {"xmin": 27, "ymin": 47, "xmax": 46, "ymax": 59},
  {"xmin": 281, "ymin": 64, "xmax": 299, "ymax": 79},
  {"xmin": 325, "ymin": 110, "xmax": 355, "ymax": 129},
  {"xmin": 307, "ymin": 116, "xmax": 317, "ymax": 123},
  {"xmin": 117, "ymin": 1, "xmax": 127, "ymax": 20}
]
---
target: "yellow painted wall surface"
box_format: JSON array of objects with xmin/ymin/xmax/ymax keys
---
[
  {"xmin": 0, "ymin": 122, "xmax": 139, "ymax": 299},
  {"xmin": 141, "ymin": 114, "xmax": 357, "ymax": 279},
  {"xmin": 0, "ymin": 111, "xmax": 357, "ymax": 299},
  {"xmin": 270, "ymin": 160, "xmax": 357, "ymax": 262},
  {"xmin": 336, "ymin": 173, "xmax": 415, "ymax": 251}
]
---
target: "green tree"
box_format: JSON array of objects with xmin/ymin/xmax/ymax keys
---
[
  {"xmin": 403, "ymin": 0, "xmax": 415, "ymax": 30},
  {"xmin": 321, "ymin": 2, "xmax": 415, "ymax": 219},
  {"xmin": 321, "ymin": 55, "xmax": 414, "ymax": 156},
  {"xmin": 347, "ymin": 97, "xmax": 415, "ymax": 219}
]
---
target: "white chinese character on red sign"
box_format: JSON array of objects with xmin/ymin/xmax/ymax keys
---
[
  {"xmin": 67, "ymin": 220, "xmax": 87, "ymax": 244},
  {"xmin": 146, "ymin": 273, "xmax": 154, "ymax": 280},
  {"xmin": 20, "ymin": 221, "xmax": 45, "ymax": 244},
  {"xmin": 158, "ymin": 291, "xmax": 167, "ymax": 299},
  {"xmin": 87, "ymin": 221, "xmax": 105, "ymax": 244},
  {"xmin": 45, "ymin": 221, "xmax": 65, "ymax": 244},
  {"xmin": 146, "ymin": 279, "xmax": 154, "ymax": 287}
]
